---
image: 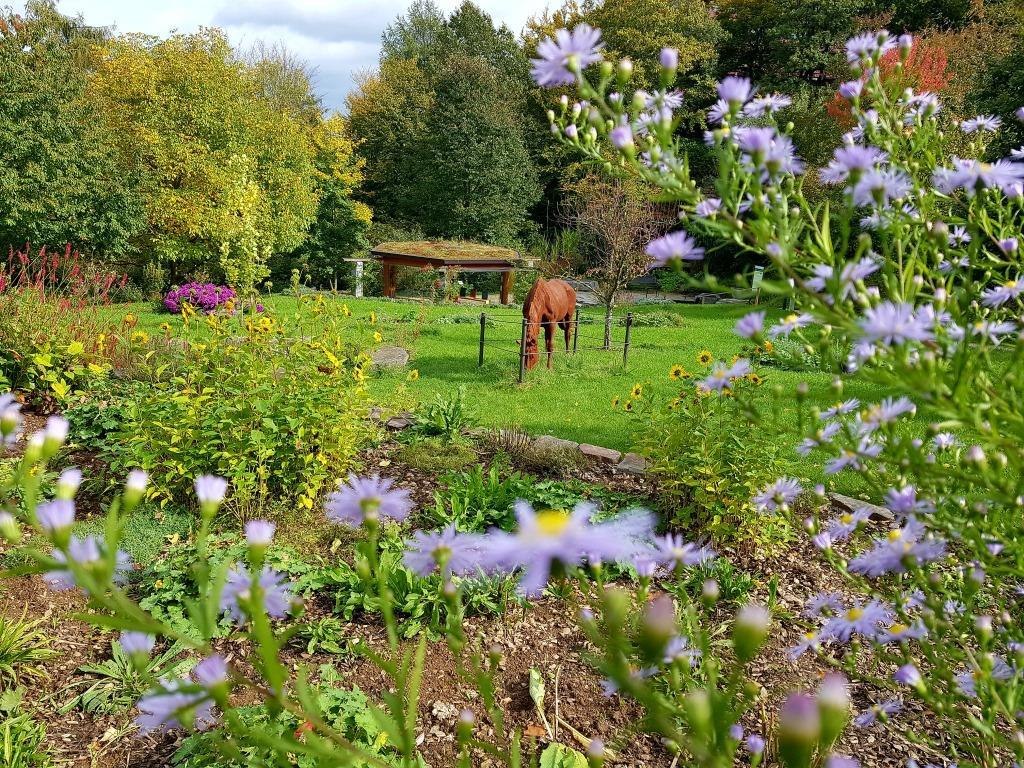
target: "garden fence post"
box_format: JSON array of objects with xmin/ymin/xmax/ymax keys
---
[
  {"xmin": 518, "ymin": 316, "xmax": 528, "ymax": 384},
  {"xmin": 478, "ymin": 313, "xmax": 486, "ymax": 367},
  {"xmin": 572, "ymin": 307, "xmax": 580, "ymax": 354},
  {"xmin": 623, "ymin": 312, "xmax": 633, "ymax": 368}
]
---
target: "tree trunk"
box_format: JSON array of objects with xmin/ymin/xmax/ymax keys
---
[{"xmin": 603, "ymin": 303, "xmax": 613, "ymax": 350}]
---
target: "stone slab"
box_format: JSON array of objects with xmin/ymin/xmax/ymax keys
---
[
  {"xmin": 829, "ymin": 492, "xmax": 894, "ymax": 522},
  {"xmin": 579, "ymin": 443, "xmax": 622, "ymax": 464},
  {"xmin": 533, "ymin": 435, "xmax": 579, "ymax": 453},
  {"xmin": 616, "ymin": 452, "xmax": 649, "ymax": 474},
  {"xmin": 371, "ymin": 345, "xmax": 410, "ymax": 368}
]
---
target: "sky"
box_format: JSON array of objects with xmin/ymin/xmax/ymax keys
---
[{"xmin": 34, "ymin": 0, "xmax": 553, "ymax": 112}]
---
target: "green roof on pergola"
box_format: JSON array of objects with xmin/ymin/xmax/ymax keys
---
[{"xmin": 370, "ymin": 240, "xmax": 528, "ymax": 269}]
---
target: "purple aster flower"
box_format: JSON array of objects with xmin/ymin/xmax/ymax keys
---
[
  {"xmin": 885, "ymin": 486, "xmax": 933, "ymax": 516},
  {"xmin": 653, "ymin": 533, "xmax": 715, "ymax": 568},
  {"xmin": 476, "ymin": 501, "xmax": 655, "ymax": 596},
  {"xmin": 848, "ymin": 515, "xmax": 947, "ymax": 577},
  {"xmin": 1013, "ymin": 147, "xmax": 1024, "ymax": 160},
  {"xmin": 955, "ymin": 657, "xmax": 1013, "ymax": 697},
  {"xmin": 943, "ymin": 599, "xmax": 965, "ymax": 615},
  {"xmin": 851, "ymin": 167, "xmax": 912, "ymax": 208},
  {"xmin": 971, "ymin": 319, "xmax": 1017, "ymax": 345},
  {"xmin": 136, "ymin": 679, "xmax": 216, "ymax": 735},
  {"xmin": 745, "ymin": 734, "xmax": 765, "ymax": 754},
  {"xmin": 610, "ymin": 124, "xmax": 633, "ymax": 149},
  {"xmin": 729, "ymin": 723, "xmax": 744, "ymax": 741},
  {"xmin": 695, "ymin": 198, "xmax": 722, "ymax": 218},
  {"xmin": 894, "ymin": 664, "xmax": 922, "ymax": 686},
  {"xmin": 244, "ymin": 520, "xmax": 275, "ymax": 546},
  {"xmin": 699, "ymin": 359, "xmax": 745, "ymax": 391},
  {"xmin": 192, "ymin": 654, "xmax": 229, "ymax": 688},
  {"xmin": 797, "ymin": 421, "xmax": 843, "ymax": 455},
  {"xmin": 933, "ymin": 432, "xmax": 957, "ymax": 450},
  {"xmin": 194, "ymin": 475, "xmax": 228, "ymax": 506},
  {"xmin": 982, "ymin": 278, "xmax": 1024, "ymax": 307},
  {"xmin": 903, "ymin": 91, "xmax": 942, "ymax": 123},
  {"xmin": 860, "ymin": 396, "xmax": 916, "ymax": 431},
  {"xmin": 838, "ymin": 79, "xmax": 864, "ymax": 100},
  {"xmin": 531, "ymin": 25, "xmax": 603, "ymax": 87},
  {"xmin": 820, "ymin": 398, "xmax": 860, "ymax": 420},
  {"xmin": 44, "ymin": 535, "xmax": 130, "ymax": 591},
  {"xmin": 786, "ymin": 631, "xmax": 822, "ymax": 661},
  {"xmin": 739, "ymin": 128, "xmax": 804, "ymax": 178},
  {"xmin": 999, "ymin": 237, "xmax": 1019, "ymax": 254},
  {"xmin": 717, "ymin": 76, "xmax": 753, "ymax": 105},
  {"xmin": 853, "ymin": 699, "xmax": 903, "ymax": 727},
  {"xmin": 961, "ymin": 115, "xmax": 1002, "ymax": 134},
  {"xmin": 934, "ymin": 157, "xmax": 1024, "ymax": 196},
  {"xmin": 707, "ymin": 99, "xmax": 730, "ymax": 125},
  {"xmin": 645, "ymin": 231, "xmax": 704, "ymax": 267},
  {"xmin": 768, "ymin": 312, "xmax": 814, "ymax": 338},
  {"xmin": 820, "ymin": 599, "xmax": 892, "ymax": 643},
  {"xmin": 826, "ymin": 756, "xmax": 860, "ymax": 768},
  {"xmin": 948, "ymin": 225, "xmax": 971, "ymax": 246},
  {"xmin": 36, "ymin": 499, "xmax": 75, "ymax": 533},
  {"xmin": 734, "ymin": 310, "xmax": 765, "ymax": 339},
  {"xmin": 824, "ymin": 438, "xmax": 883, "ymax": 474},
  {"xmin": 220, "ymin": 565, "xmax": 293, "ymax": 623},
  {"xmin": 743, "ymin": 93, "xmax": 792, "ymax": 118},
  {"xmin": 878, "ymin": 620, "xmax": 927, "ymax": 643},
  {"xmin": 663, "ymin": 635, "xmax": 701, "ymax": 666},
  {"xmin": 0, "ymin": 392, "xmax": 22, "ymax": 446},
  {"xmin": 804, "ymin": 591, "xmax": 844, "ymax": 618},
  {"xmin": 120, "ymin": 631, "xmax": 155, "ymax": 655},
  {"xmin": 325, "ymin": 474, "xmax": 413, "ymax": 526},
  {"xmin": 753, "ymin": 477, "xmax": 801, "ymax": 512},
  {"xmin": 824, "ymin": 508, "xmax": 873, "ymax": 542},
  {"xmin": 403, "ymin": 524, "xmax": 483, "ymax": 577},
  {"xmin": 859, "ymin": 301, "xmax": 934, "ymax": 345},
  {"xmin": 820, "ymin": 145, "xmax": 887, "ymax": 185},
  {"xmin": 846, "ymin": 30, "xmax": 895, "ymax": 64},
  {"xmin": 1018, "ymin": 107, "xmax": 1024, "ymax": 122}
]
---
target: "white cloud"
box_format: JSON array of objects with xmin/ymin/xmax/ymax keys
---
[{"xmin": 40, "ymin": 0, "xmax": 554, "ymax": 111}]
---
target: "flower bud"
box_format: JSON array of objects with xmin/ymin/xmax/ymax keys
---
[
  {"xmin": 23, "ymin": 432, "xmax": 44, "ymax": 465},
  {"xmin": 617, "ymin": 58, "xmax": 633, "ymax": 81},
  {"xmin": 56, "ymin": 467, "xmax": 82, "ymax": 500},
  {"xmin": 457, "ymin": 709, "xmax": 475, "ymax": 743},
  {"xmin": 702, "ymin": 579, "xmax": 720, "ymax": 605},
  {"xmin": 0, "ymin": 511, "xmax": 20, "ymax": 542},
  {"xmin": 195, "ymin": 474, "xmax": 228, "ymax": 517},
  {"xmin": 639, "ymin": 595, "xmax": 676, "ymax": 662},
  {"xmin": 684, "ymin": 690, "xmax": 713, "ymax": 739},
  {"xmin": 778, "ymin": 693, "xmax": 821, "ymax": 768},
  {"xmin": 124, "ymin": 469, "xmax": 148, "ymax": 509},
  {"xmin": 42, "ymin": 415, "xmax": 69, "ymax": 457},
  {"xmin": 733, "ymin": 604, "xmax": 770, "ymax": 663},
  {"xmin": 660, "ymin": 47, "xmax": 678, "ymax": 72},
  {"xmin": 817, "ymin": 674, "xmax": 850, "ymax": 749}
]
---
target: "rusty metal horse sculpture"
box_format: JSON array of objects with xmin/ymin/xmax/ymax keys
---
[{"xmin": 523, "ymin": 278, "xmax": 577, "ymax": 369}]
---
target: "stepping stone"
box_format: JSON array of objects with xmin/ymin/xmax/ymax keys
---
[
  {"xmin": 829, "ymin": 492, "xmax": 894, "ymax": 523},
  {"xmin": 616, "ymin": 452, "xmax": 648, "ymax": 474},
  {"xmin": 371, "ymin": 346, "xmax": 410, "ymax": 368},
  {"xmin": 533, "ymin": 435, "xmax": 579, "ymax": 453},
  {"xmin": 579, "ymin": 443, "xmax": 622, "ymax": 464},
  {"xmin": 386, "ymin": 412, "xmax": 415, "ymax": 430}
]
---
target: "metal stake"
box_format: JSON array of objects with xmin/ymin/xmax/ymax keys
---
[
  {"xmin": 478, "ymin": 313, "xmax": 486, "ymax": 367},
  {"xmin": 623, "ymin": 312, "xmax": 633, "ymax": 367},
  {"xmin": 518, "ymin": 316, "xmax": 528, "ymax": 384}
]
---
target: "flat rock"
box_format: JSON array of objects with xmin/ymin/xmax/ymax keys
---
[
  {"xmin": 533, "ymin": 435, "xmax": 579, "ymax": 453},
  {"xmin": 386, "ymin": 416, "xmax": 414, "ymax": 430},
  {"xmin": 371, "ymin": 345, "xmax": 410, "ymax": 368},
  {"xmin": 830, "ymin": 492, "xmax": 894, "ymax": 522},
  {"xmin": 579, "ymin": 443, "xmax": 622, "ymax": 464},
  {"xmin": 616, "ymin": 452, "xmax": 648, "ymax": 474}
]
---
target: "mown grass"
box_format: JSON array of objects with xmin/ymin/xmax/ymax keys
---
[{"xmin": 112, "ymin": 294, "xmax": 913, "ymax": 493}]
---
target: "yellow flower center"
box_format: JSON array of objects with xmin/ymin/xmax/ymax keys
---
[
  {"xmin": 535, "ymin": 509, "xmax": 571, "ymax": 537},
  {"xmin": 845, "ymin": 608, "xmax": 864, "ymax": 621},
  {"xmin": 784, "ymin": 313, "xmax": 798, "ymax": 324},
  {"xmin": 841, "ymin": 513, "xmax": 853, "ymax": 524},
  {"xmin": 889, "ymin": 623, "xmax": 908, "ymax": 634},
  {"xmin": 888, "ymin": 530, "xmax": 902, "ymax": 542}
]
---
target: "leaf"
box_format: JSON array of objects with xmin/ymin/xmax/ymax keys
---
[
  {"xmin": 524, "ymin": 723, "xmax": 548, "ymax": 739},
  {"xmin": 539, "ymin": 743, "xmax": 588, "ymax": 768},
  {"xmin": 529, "ymin": 667, "xmax": 545, "ymax": 709}
]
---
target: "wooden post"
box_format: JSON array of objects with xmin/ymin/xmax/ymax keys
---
[
  {"xmin": 478, "ymin": 313, "xmax": 486, "ymax": 367},
  {"xmin": 381, "ymin": 262, "xmax": 396, "ymax": 298},
  {"xmin": 518, "ymin": 316, "xmax": 528, "ymax": 384},
  {"xmin": 572, "ymin": 306, "xmax": 579, "ymax": 354},
  {"xmin": 623, "ymin": 312, "xmax": 633, "ymax": 367},
  {"xmin": 500, "ymin": 270, "xmax": 513, "ymax": 305}
]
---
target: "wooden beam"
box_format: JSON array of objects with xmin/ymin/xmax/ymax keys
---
[
  {"xmin": 500, "ymin": 271, "xmax": 513, "ymax": 305},
  {"xmin": 382, "ymin": 263, "xmax": 396, "ymax": 298}
]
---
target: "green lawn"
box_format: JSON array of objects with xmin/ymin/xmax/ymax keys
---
[{"xmin": 113, "ymin": 294, "xmax": 907, "ymax": 492}]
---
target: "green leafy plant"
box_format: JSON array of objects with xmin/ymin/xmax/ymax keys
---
[
  {"xmin": 293, "ymin": 616, "xmax": 352, "ymax": 656},
  {"xmin": 0, "ymin": 611, "xmax": 55, "ymax": 686},
  {"xmin": 411, "ymin": 386, "xmax": 475, "ymax": 443},
  {"xmin": 60, "ymin": 641, "xmax": 192, "ymax": 715},
  {"xmin": 0, "ymin": 688, "xmax": 51, "ymax": 768}
]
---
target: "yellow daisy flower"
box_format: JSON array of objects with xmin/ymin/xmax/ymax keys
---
[
  {"xmin": 669, "ymin": 364, "xmax": 689, "ymax": 380},
  {"xmin": 763, "ymin": 340, "xmax": 774, "ymax": 353},
  {"xmin": 697, "ymin": 349, "xmax": 713, "ymax": 365},
  {"xmin": 373, "ymin": 332, "xmax": 383, "ymax": 343},
  {"xmin": 746, "ymin": 373, "xmax": 763, "ymax": 385},
  {"xmin": 407, "ymin": 369, "xmax": 420, "ymax": 381},
  {"xmin": 624, "ymin": 400, "xmax": 634, "ymax": 412},
  {"xmin": 611, "ymin": 396, "xmax": 620, "ymax": 408},
  {"xmin": 630, "ymin": 384, "xmax": 643, "ymax": 399}
]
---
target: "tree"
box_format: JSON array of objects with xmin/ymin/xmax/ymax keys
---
[
  {"xmin": 0, "ymin": 1, "xmax": 145, "ymax": 256},
  {"xmin": 565, "ymin": 176, "xmax": 671, "ymax": 347},
  {"xmin": 289, "ymin": 115, "xmax": 373, "ymax": 289},
  {"xmin": 87, "ymin": 29, "xmax": 319, "ymax": 291}
]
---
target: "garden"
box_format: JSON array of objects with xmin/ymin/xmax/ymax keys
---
[{"xmin": 2, "ymin": 2, "xmax": 1024, "ymax": 768}]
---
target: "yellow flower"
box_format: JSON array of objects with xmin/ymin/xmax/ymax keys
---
[
  {"xmin": 122, "ymin": 313, "xmax": 137, "ymax": 327},
  {"xmin": 611, "ymin": 395, "xmax": 620, "ymax": 408},
  {"xmin": 697, "ymin": 349, "xmax": 713, "ymax": 365},
  {"xmin": 131, "ymin": 331, "xmax": 150, "ymax": 345},
  {"xmin": 159, "ymin": 322, "xmax": 171, "ymax": 334},
  {"xmin": 342, "ymin": 304, "xmax": 351, "ymax": 317},
  {"xmin": 669, "ymin": 364, "xmax": 690, "ymax": 380},
  {"xmin": 624, "ymin": 399, "xmax": 634, "ymax": 412},
  {"xmin": 746, "ymin": 373, "xmax": 763, "ymax": 385},
  {"xmin": 407, "ymin": 369, "xmax": 420, "ymax": 381},
  {"xmin": 369, "ymin": 312, "xmax": 377, "ymax": 325},
  {"xmin": 630, "ymin": 383, "xmax": 643, "ymax": 399},
  {"xmin": 763, "ymin": 340, "xmax": 774, "ymax": 353},
  {"xmin": 373, "ymin": 332, "xmax": 383, "ymax": 344}
]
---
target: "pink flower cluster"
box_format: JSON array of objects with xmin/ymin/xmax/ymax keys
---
[{"xmin": 163, "ymin": 282, "xmax": 236, "ymax": 314}]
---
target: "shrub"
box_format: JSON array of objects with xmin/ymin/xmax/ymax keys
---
[
  {"xmin": 100, "ymin": 300, "xmax": 373, "ymax": 513},
  {"xmin": 620, "ymin": 310, "xmax": 684, "ymax": 327},
  {"xmin": 163, "ymin": 282, "xmax": 237, "ymax": 314}
]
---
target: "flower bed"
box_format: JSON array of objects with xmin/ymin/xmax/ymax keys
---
[{"xmin": 163, "ymin": 282, "xmax": 236, "ymax": 314}]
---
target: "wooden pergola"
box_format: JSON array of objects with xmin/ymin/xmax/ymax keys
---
[{"xmin": 370, "ymin": 241, "xmax": 533, "ymax": 305}]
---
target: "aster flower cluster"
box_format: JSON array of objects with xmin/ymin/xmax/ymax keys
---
[{"xmin": 163, "ymin": 282, "xmax": 236, "ymax": 314}]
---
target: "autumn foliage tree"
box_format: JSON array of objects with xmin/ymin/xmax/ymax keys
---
[{"xmin": 565, "ymin": 176, "xmax": 671, "ymax": 347}]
